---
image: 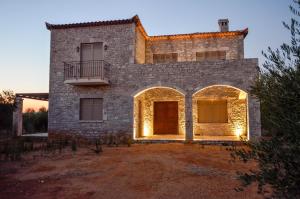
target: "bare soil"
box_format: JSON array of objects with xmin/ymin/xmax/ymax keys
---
[{"xmin": 0, "ymin": 143, "xmax": 262, "ymax": 199}]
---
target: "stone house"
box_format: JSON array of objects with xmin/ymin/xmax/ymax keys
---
[{"xmin": 42, "ymin": 15, "xmax": 260, "ymax": 141}]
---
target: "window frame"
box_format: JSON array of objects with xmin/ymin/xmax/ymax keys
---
[
  {"xmin": 197, "ymin": 99, "xmax": 228, "ymax": 123},
  {"xmin": 80, "ymin": 42, "xmax": 103, "ymax": 62},
  {"xmin": 153, "ymin": 53, "xmax": 178, "ymax": 63},
  {"xmin": 196, "ymin": 51, "xmax": 226, "ymax": 61},
  {"xmin": 79, "ymin": 98, "xmax": 103, "ymax": 121}
]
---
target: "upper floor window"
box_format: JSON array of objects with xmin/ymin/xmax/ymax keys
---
[
  {"xmin": 80, "ymin": 98, "xmax": 103, "ymax": 121},
  {"xmin": 153, "ymin": 53, "xmax": 178, "ymax": 64},
  {"xmin": 196, "ymin": 51, "xmax": 226, "ymax": 61},
  {"xmin": 81, "ymin": 42, "xmax": 103, "ymax": 61}
]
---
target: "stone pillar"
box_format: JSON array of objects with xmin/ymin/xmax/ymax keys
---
[
  {"xmin": 185, "ymin": 94, "xmax": 193, "ymax": 141},
  {"xmin": 248, "ymin": 96, "xmax": 261, "ymax": 139},
  {"xmin": 12, "ymin": 97, "xmax": 23, "ymax": 136}
]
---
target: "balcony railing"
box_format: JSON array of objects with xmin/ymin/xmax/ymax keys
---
[{"xmin": 63, "ymin": 60, "xmax": 110, "ymax": 85}]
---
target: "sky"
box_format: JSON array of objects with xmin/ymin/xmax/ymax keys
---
[{"xmin": 0, "ymin": 0, "xmax": 292, "ymax": 111}]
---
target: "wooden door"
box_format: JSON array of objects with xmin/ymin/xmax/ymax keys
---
[
  {"xmin": 80, "ymin": 43, "xmax": 103, "ymax": 77},
  {"xmin": 154, "ymin": 101, "xmax": 178, "ymax": 134},
  {"xmin": 81, "ymin": 43, "xmax": 103, "ymax": 61}
]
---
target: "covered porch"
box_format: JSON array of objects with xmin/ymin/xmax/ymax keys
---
[{"xmin": 13, "ymin": 93, "xmax": 49, "ymax": 136}]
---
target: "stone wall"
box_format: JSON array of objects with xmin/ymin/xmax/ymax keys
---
[
  {"xmin": 145, "ymin": 35, "xmax": 244, "ymax": 63},
  {"xmin": 134, "ymin": 88, "xmax": 185, "ymax": 137},
  {"xmin": 48, "ymin": 23, "xmax": 136, "ymax": 137},
  {"xmin": 49, "ymin": 55, "xmax": 260, "ymax": 139},
  {"xmin": 192, "ymin": 86, "xmax": 247, "ymax": 136},
  {"xmin": 134, "ymin": 27, "xmax": 146, "ymax": 64},
  {"xmin": 48, "ymin": 23, "xmax": 260, "ymax": 140}
]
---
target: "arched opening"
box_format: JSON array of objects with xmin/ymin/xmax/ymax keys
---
[
  {"xmin": 133, "ymin": 87, "xmax": 185, "ymax": 140},
  {"xmin": 193, "ymin": 85, "xmax": 248, "ymax": 141}
]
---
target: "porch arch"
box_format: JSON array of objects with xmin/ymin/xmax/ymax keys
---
[
  {"xmin": 192, "ymin": 85, "xmax": 249, "ymax": 140},
  {"xmin": 133, "ymin": 86, "xmax": 185, "ymax": 140},
  {"xmin": 132, "ymin": 84, "xmax": 186, "ymax": 97}
]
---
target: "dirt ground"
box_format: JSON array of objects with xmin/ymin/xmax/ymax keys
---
[{"xmin": 0, "ymin": 143, "xmax": 262, "ymax": 199}]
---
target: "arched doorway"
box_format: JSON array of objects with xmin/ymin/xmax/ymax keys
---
[
  {"xmin": 192, "ymin": 85, "xmax": 248, "ymax": 141},
  {"xmin": 133, "ymin": 87, "xmax": 185, "ymax": 140}
]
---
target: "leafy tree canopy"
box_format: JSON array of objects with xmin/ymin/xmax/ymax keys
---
[{"xmin": 232, "ymin": 1, "xmax": 300, "ymax": 198}]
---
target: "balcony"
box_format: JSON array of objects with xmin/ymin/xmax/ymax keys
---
[{"xmin": 64, "ymin": 60, "xmax": 110, "ymax": 85}]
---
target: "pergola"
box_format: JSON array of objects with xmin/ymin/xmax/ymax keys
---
[
  {"xmin": 16, "ymin": 93, "xmax": 49, "ymax": 101},
  {"xmin": 13, "ymin": 93, "xmax": 49, "ymax": 136}
]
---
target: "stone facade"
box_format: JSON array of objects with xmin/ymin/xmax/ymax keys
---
[
  {"xmin": 145, "ymin": 36, "xmax": 244, "ymax": 63},
  {"xmin": 192, "ymin": 86, "xmax": 247, "ymax": 136},
  {"xmin": 134, "ymin": 27, "xmax": 146, "ymax": 64},
  {"xmin": 134, "ymin": 88, "xmax": 185, "ymax": 137},
  {"xmin": 46, "ymin": 16, "xmax": 261, "ymax": 140}
]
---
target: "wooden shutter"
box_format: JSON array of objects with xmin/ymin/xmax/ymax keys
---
[
  {"xmin": 92, "ymin": 42, "xmax": 103, "ymax": 61},
  {"xmin": 153, "ymin": 53, "xmax": 178, "ymax": 63},
  {"xmin": 80, "ymin": 99, "xmax": 93, "ymax": 120},
  {"xmin": 80, "ymin": 98, "xmax": 103, "ymax": 120},
  {"xmin": 196, "ymin": 51, "xmax": 226, "ymax": 61},
  {"xmin": 81, "ymin": 43, "xmax": 103, "ymax": 61},
  {"xmin": 81, "ymin": 44, "xmax": 93, "ymax": 61},
  {"xmin": 92, "ymin": 98, "xmax": 103, "ymax": 120},
  {"xmin": 80, "ymin": 43, "xmax": 103, "ymax": 77},
  {"xmin": 197, "ymin": 100, "xmax": 228, "ymax": 123}
]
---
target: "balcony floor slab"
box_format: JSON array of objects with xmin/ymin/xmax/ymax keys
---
[{"xmin": 64, "ymin": 78, "xmax": 109, "ymax": 86}]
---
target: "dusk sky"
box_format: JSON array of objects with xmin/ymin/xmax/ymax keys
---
[{"xmin": 0, "ymin": 0, "xmax": 291, "ymax": 110}]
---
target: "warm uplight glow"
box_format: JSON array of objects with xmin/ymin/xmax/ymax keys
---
[
  {"xmin": 238, "ymin": 91, "xmax": 247, "ymax": 100},
  {"xmin": 143, "ymin": 122, "xmax": 151, "ymax": 137},
  {"xmin": 134, "ymin": 86, "xmax": 186, "ymax": 140},
  {"xmin": 235, "ymin": 126, "xmax": 243, "ymax": 137}
]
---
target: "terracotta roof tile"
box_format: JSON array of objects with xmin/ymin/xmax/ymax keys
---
[
  {"xmin": 46, "ymin": 15, "xmax": 139, "ymax": 30},
  {"xmin": 148, "ymin": 28, "xmax": 248, "ymax": 40},
  {"xmin": 46, "ymin": 15, "xmax": 248, "ymax": 39}
]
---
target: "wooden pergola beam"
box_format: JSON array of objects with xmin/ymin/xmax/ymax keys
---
[{"xmin": 16, "ymin": 93, "xmax": 49, "ymax": 101}]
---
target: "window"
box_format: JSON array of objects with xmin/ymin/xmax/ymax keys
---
[
  {"xmin": 153, "ymin": 53, "xmax": 178, "ymax": 63},
  {"xmin": 80, "ymin": 43, "xmax": 103, "ymax": 77},
  {"xmin": 197, "ymin": 100, "xmax": 228, "ymax": 123},
  {"xmin": 80, "ymin": 98, "xmax": 103, "ymax": 121},
  {"xmin": 81, "ymin": 42, "xmax": 103, "ymax": 61},
  {"xmin": 196, "ymin": 51, "xmax": 226, "ymax": 61}
]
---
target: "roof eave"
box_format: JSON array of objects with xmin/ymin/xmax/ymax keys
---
[
  {"xmin": 242, "ymin": 28, "xmax": 249, "ymax": 38},
  {"xmin": 45, "ymin": 16, "xmax": 138, "ymax": 30}
]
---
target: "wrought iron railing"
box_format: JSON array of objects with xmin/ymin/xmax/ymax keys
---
[{"xmin": 64, "ymin": 60, "xmax": 110, "ymax": 81}]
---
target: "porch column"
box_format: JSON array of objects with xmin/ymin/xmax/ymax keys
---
[
  {"xmin": 248, "ymin": 96, "xmax": 261, "ymax": 140},
  {"xmin": 185, "ymin": 93, "xmax": 193, "ymax": 141},
  {"xmin": 12, "ymin": 97, "xmax": 23, "ymax": 136}
]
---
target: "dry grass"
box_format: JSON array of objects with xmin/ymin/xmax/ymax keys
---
[{"xmin": 0, "ymin": 143, "xmax": 261, "ymax": 199}]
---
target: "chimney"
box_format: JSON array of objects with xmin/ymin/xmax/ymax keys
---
[{"xmin": 218, "ymin": 19, "xmax": 229, "ymax": 32}]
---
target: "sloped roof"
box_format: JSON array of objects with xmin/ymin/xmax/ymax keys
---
[
  {"xmin": 46, "ymin": 15, "xmax": 140, "ymax": 30},
  {"xmin": 148, "ymin": 28, "xmax": 248, "ymax": 40},
  {"xmin": 45, "ymin": 15, "xmax": 248, "ymax": 40}
]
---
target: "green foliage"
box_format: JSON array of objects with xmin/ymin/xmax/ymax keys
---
[
  {"xmin": 0, "ymin": 90, "xmax": 15, "ymax": 132},
  {"xmin": 91, "ymin": 139, "xmax": 102, "ymax": 154},
  {"xmin": 231, "ymin": 1, "xmax": 300, "ymax": 198},
  {"xmin": 71, "ymin": 139, "xmax": 77, "ymax": 152},
  {"xmin": 0, "ymin": 90, "xmax": 15, "ymax": 105},
  {"xmin": 23, "ymin": 107, "xmax": 48, "ymax": 133}
]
